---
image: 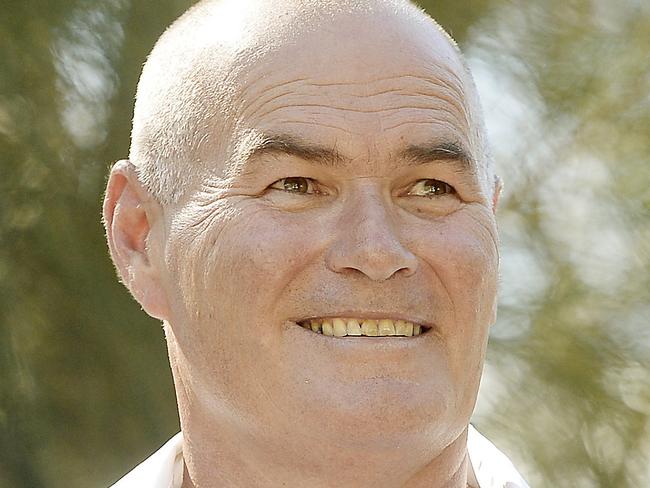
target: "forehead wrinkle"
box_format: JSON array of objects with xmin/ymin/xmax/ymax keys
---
[
  {"xmin": 248, "ymin": 103, "xmax": 467, "ymax": 153},
  {"xmin": 293, "ymin": 73, "xmax": 461, "ymax": 89},
  {"xmin": 246, "ymin": 97, "xmax": 468, "ymax": 127},
  {"xmin": 252, "ymin": 102, "xmax": 466, "ymax": 118},
  {"xmin": 236, "ymin": 79, "xmax": 310, "ymax": 122},
  {"xmin": 270, "ymin": 119, "xmax": 363, "ymax": 136},
  {"xmin": 234, "ymin": 76, "xmax": 474, "ymax": 154},
  {"xmin": 238, "ymin": 74, "xmax": 470, "ymax": 119}
]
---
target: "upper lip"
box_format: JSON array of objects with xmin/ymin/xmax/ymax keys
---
[{"xmin": 292, "ymin": 311, "xmax": 433, "ymax": 329}]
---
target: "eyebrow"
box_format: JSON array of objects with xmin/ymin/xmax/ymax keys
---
[
  {"xmin": 399, "ymin": 141, "xmax": 475, "ymax": 173},
  {"xmin": 239, "ymin": 133, "xmax": 475, "ymax": 174},
  {"xmin": 244, "ymin": 134, "xmax": 349, "ymax": 168}
]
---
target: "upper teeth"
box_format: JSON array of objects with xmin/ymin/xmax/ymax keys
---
[{"xmin": 299, "ymin": 318, "xmax": 424, "ymax": 337}]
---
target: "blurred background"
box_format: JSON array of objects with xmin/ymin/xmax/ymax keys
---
[{"xmin": 1, "ymin": 0, "xmax": 648, "ymax": 486}]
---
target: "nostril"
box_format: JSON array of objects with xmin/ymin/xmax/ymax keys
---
[
  {"xmin": 395, "ymin": 263, "xmax": 417, "ymax": 278},
  {"xmin": 329, "ymin": 255, "xmax": 418, "ymax": 282}
]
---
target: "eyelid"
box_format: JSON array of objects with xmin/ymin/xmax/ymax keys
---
[
  {"xmin": 406, "ymin": 178, "xmax": 456, "ymax": 197},
  {"xmin": 269, "ymin": 177, "xmax": 319, "ymax": 194}
]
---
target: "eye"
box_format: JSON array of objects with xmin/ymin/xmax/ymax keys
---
[
  {"xmin": 407, "ymin": 179, "xmax": 456, "ymax": 197},
  {"xmin": 269, "ymin": 177, "xmax": 317, "ymax": 194}
]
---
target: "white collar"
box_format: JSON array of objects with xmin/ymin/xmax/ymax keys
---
[{"xmin": 110, "ymin": 426, "xmax": 529, "ymax": 488}]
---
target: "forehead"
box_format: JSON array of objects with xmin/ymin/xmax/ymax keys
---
[{"xmin": 223, "ymin": 15, "xmax": 476, "ymax": 169}]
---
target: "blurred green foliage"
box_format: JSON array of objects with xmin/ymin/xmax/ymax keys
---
[{"xmin": 1, "ymin": 1, "xmax": 648, "ymax": 487}]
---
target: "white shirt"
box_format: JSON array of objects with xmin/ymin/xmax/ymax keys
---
[{"xmin": 111, "ymin": 426, "xmax": 529, "ymax": 488}]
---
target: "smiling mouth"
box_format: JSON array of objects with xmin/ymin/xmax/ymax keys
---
[{"xmin": 297, "ymin": 318, "xmax": 429, "ymax": 337}]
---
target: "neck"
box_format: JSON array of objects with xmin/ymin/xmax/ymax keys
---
[{"xmin": 179, "ymin": 416, "xmax": 471, "ymax": 488}]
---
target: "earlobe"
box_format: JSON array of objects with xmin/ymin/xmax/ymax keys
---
[{"xmin": 103, "ymin": 160, "xmax": 171, "ymax": 321}]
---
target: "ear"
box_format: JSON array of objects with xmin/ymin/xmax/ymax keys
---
[
  {"xmin": 103, "ymin": 160, "xmax": 170, "ymax": 320},
  {"xmin": 491, "ymin": 175, "xmax": 503, "ymax": 213}
]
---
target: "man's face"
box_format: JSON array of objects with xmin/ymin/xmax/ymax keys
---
[{"xmin": 159, "ymin": 14, "xmax": 498, "ymax": 456}]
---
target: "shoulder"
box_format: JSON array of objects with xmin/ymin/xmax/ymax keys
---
[{"xmin": 467, "ymin": 425, "xmax": 530, "ymax": 488}]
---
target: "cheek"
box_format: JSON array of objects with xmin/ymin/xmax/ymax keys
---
[
  {"xmin": 163, "ymin": 201, "xmax": 327, "ymax": 421},
  {"xmin": 445, "ymin": 225, "xmax": 498, "ymax": 325},
  {"xmin": 409, "ymin": 207, "xmax": 498, "ymax": 373},
  {"xmin": 440, "ymin": 207, "xmax": 497, "ymax": 309},
  {"xmin": 216, "ymin": 206, "xmax": 324, "ymax": 309},
  {"xmin": 165, "ymin": 201, "xmax": 321, "ymax": 326}
]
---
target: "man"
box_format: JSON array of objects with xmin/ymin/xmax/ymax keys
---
[{"xmin": 104, "ymin": 0, "xmax": 529, "ymax": 486}]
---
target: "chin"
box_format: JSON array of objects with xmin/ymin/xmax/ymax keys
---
[{"xmin": 294, "ymin": 376, "xmax": 464, "ymax": 451}]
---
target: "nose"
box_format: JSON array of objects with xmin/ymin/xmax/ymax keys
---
[{"xmin": 325, "ymin": 188, "xmax": 418, "ymax": 282}]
